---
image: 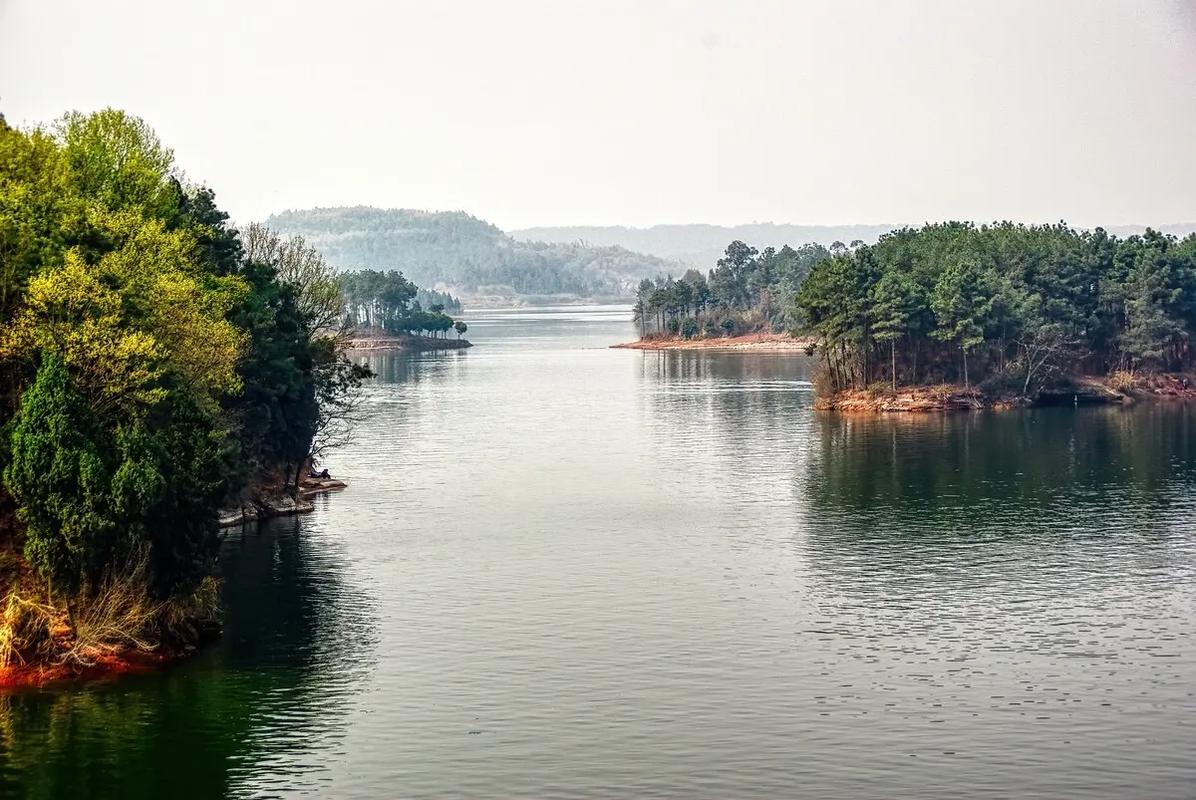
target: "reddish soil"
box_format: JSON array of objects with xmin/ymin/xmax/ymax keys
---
[
  {"xmin": 0, "ymin": 647, "xmax": 182, "ymax": 691},
  {"xmin": 816, "ymin": 373, "xmax": 1196, "ymax": 413},
  {"xmin": 613, "ymin": 332, "xmax": 816, "ymax": 352},
  {"xmin": 816, "ymin": 385, "xmax": 993, "ymax": 413}
]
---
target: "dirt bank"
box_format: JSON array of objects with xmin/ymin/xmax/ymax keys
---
[
  {"xmin": 817, "ymin": 385, "xmax": 994, "ymax": 412},
  {"xmin": 0, "ymin": 645, "xmax": 185, "ymax": 690},
  {"xmin": 613, "ymin": 333, "xmax": 816, "ymax": 352},
  {"xmin": 816, "ymin": 373, "xmax": 1196, "ymax": 413}
]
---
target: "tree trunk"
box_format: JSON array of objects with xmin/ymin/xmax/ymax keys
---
[
  {"xmin": 962, "ymin": 345, "xmax": 969, "ymax": 387},
  {"xmin": 291, "ymin": 460, "xmax": 305, "ymax": 498},
  {"xmin": 891, "ymin": 339, "xmax": 897, "ymax": 392}
]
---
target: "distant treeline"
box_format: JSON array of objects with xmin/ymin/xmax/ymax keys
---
[
  {"xmin": 634, "ymin": 242, "xmax": 836, "ymax": 338},
  {"xmin": 796, "ymin": 222, "xmax": 1196, "ymax": 394},
  {"xmin": 341, "ymin": 269, "xmax": 466, "ymax": 339},
  {"xmin": 416, "ymin": 288, "xmax": 461, "ymax": 314},
  {"xmin": 514, "ymin": 222, "xmax": 1196, "ymax": 270},
  {"xmin": 513, "ymin": 223, "xmax": 896, "ymax": 268},
  {"xmin": 266, "ymin": 207, "xmax": 680, "ymax": 298}
]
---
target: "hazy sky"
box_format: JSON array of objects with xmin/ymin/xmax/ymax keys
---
[{"xmin": 3, "ymin": 0, "xmax": 1195, "ymax": 230}]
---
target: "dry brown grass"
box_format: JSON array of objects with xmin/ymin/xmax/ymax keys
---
[
  {"xmin": 0, "ymin": 550, "xmax": 220, "ymax": 672},
  {"xmin": 0, "ymin": 591, "xmax": 58, "ymax": 668},
  {"xmin": 1106, "ymin": 370, "xmax": 1137, "ymax": 392},
  {"xmin": 63, "ymin": 558, "xmax": 165, "ymax": 666}
]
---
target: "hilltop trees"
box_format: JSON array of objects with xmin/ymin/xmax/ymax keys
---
[
  {"xmin": 0, "ymin": 109, "xmax": 248, "ymax": 604},
  {"xmin": 929, "ymin": 259, "xmax": 994, "ymax": 387},
  {"xmin": 637, "ymin": 221, "xmax": 1196, "ymax": 395}
]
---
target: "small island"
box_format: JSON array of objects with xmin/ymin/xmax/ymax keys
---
[
  {"xmin": 339, "ymin": 270, "xmax": 472, "ymax": 351},
  {"xmin": 619, "ymin": 226, "xmax": 1196, "ymax": 411}
]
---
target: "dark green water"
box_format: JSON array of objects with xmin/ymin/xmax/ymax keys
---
[{"xmin": 2, "ymin": 306, "xmax": 1195, "ymax": 798}]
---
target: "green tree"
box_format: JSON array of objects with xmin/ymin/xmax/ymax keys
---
[
  {"xmin": 710, "ymin": 241, "xmax": 757, "ymax": 309},
  {"xmin": 5, "ymin": 354, "xmax": 117, "ymax": 597},
  {"xmin": 931, "ymin": 260, "xmax": 993, "ymax": 386},
  {"xmin": 871, "ymin": 270, "xmax": 925, "ymax": 390}
]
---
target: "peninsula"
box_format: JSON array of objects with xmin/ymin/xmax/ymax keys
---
[{"xmin": 620, "ymin": 224, "xmax": 1196, "ymax": 412}]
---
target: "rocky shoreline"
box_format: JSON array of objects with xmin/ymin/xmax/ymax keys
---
[
  {"xmin": 217, "ymin": 477, "xmax": 348, "ymax": 528},
  {"xmin": 816, "ymin": 374, "xmax": 1195, "ymax": 413},
  {"xmin": 345, "ymin": 333, "xmax": 471, "ymax": 352}
]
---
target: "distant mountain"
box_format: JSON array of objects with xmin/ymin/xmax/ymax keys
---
[
  {"xmin": 264, "ymin": 207, "xmax": 681, "ymax": 302},
  {"xmin": 511, "ymin": 222, "xmax": 1196, "ymax": 268},
  {"xmin": 509, "ymin": 223, "xmax": 899, "ymax": 268}
]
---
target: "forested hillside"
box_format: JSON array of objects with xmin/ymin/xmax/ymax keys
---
[{"xmin": 265, "ymin": 207, "xmax": 680, "ymax": 301}]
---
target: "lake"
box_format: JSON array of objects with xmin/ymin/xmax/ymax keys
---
[{"xmin": 2, "ymin": 306, "xmax": 1194, "ymax": 798}]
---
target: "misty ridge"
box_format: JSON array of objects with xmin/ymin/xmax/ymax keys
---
[{"xmin": 264, "ymin": 206, "xmax": 681, "ymax": 303}]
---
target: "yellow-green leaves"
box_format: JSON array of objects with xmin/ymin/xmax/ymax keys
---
[
  {"xmin": 0, "ymin": 209, "xmax": 249, "ymax": 417},
  {"xmin": 2, "ymin": 252, "xmax": 166, "ymax": 415},
  {"xmin": 144, "ymin": 269, "xmax": 246, "ymax": 400},
  {"xmin": 55, "ymin": 108, "xmax": 177, "ymax": 218}
]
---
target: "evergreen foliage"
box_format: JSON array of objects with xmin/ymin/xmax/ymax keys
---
[{"xmin": 795, "ymin": 223, "xmax": 1196, "ymax": 393}]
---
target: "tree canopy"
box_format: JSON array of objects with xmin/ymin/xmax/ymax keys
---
[
  {"xmin": 634, "ymin": 241, "xmax": 831, "ymax": 338},
  {"xmin": 0, "ymin": 108, "xmax": 371, "ymax": 661},
  {"xmin": 339, "ymin": 269, "xmax": 461, "ymax": 339},
  {"xmin": 794, "ymin": 222, "xmax": 1196, "ymax": 394}
]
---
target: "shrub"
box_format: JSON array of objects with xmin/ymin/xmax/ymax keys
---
[{"xmin": 1106, "ymin": 370, "xmax": 1138, "ymax": 392}]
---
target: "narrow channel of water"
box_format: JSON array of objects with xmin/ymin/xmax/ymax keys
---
[{"xmin": 2, "ymin": 306, "xmax": 1194, "ymax": 798}]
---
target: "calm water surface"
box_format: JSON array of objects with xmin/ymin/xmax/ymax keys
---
[{"xmin": 2, "ymin": 306, "xmax": 1195, "ymax": 798}]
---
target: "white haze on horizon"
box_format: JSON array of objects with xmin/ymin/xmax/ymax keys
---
[{"xmin": 2, "ymin": 0, "xmax": 1195, "ymax": 232}]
